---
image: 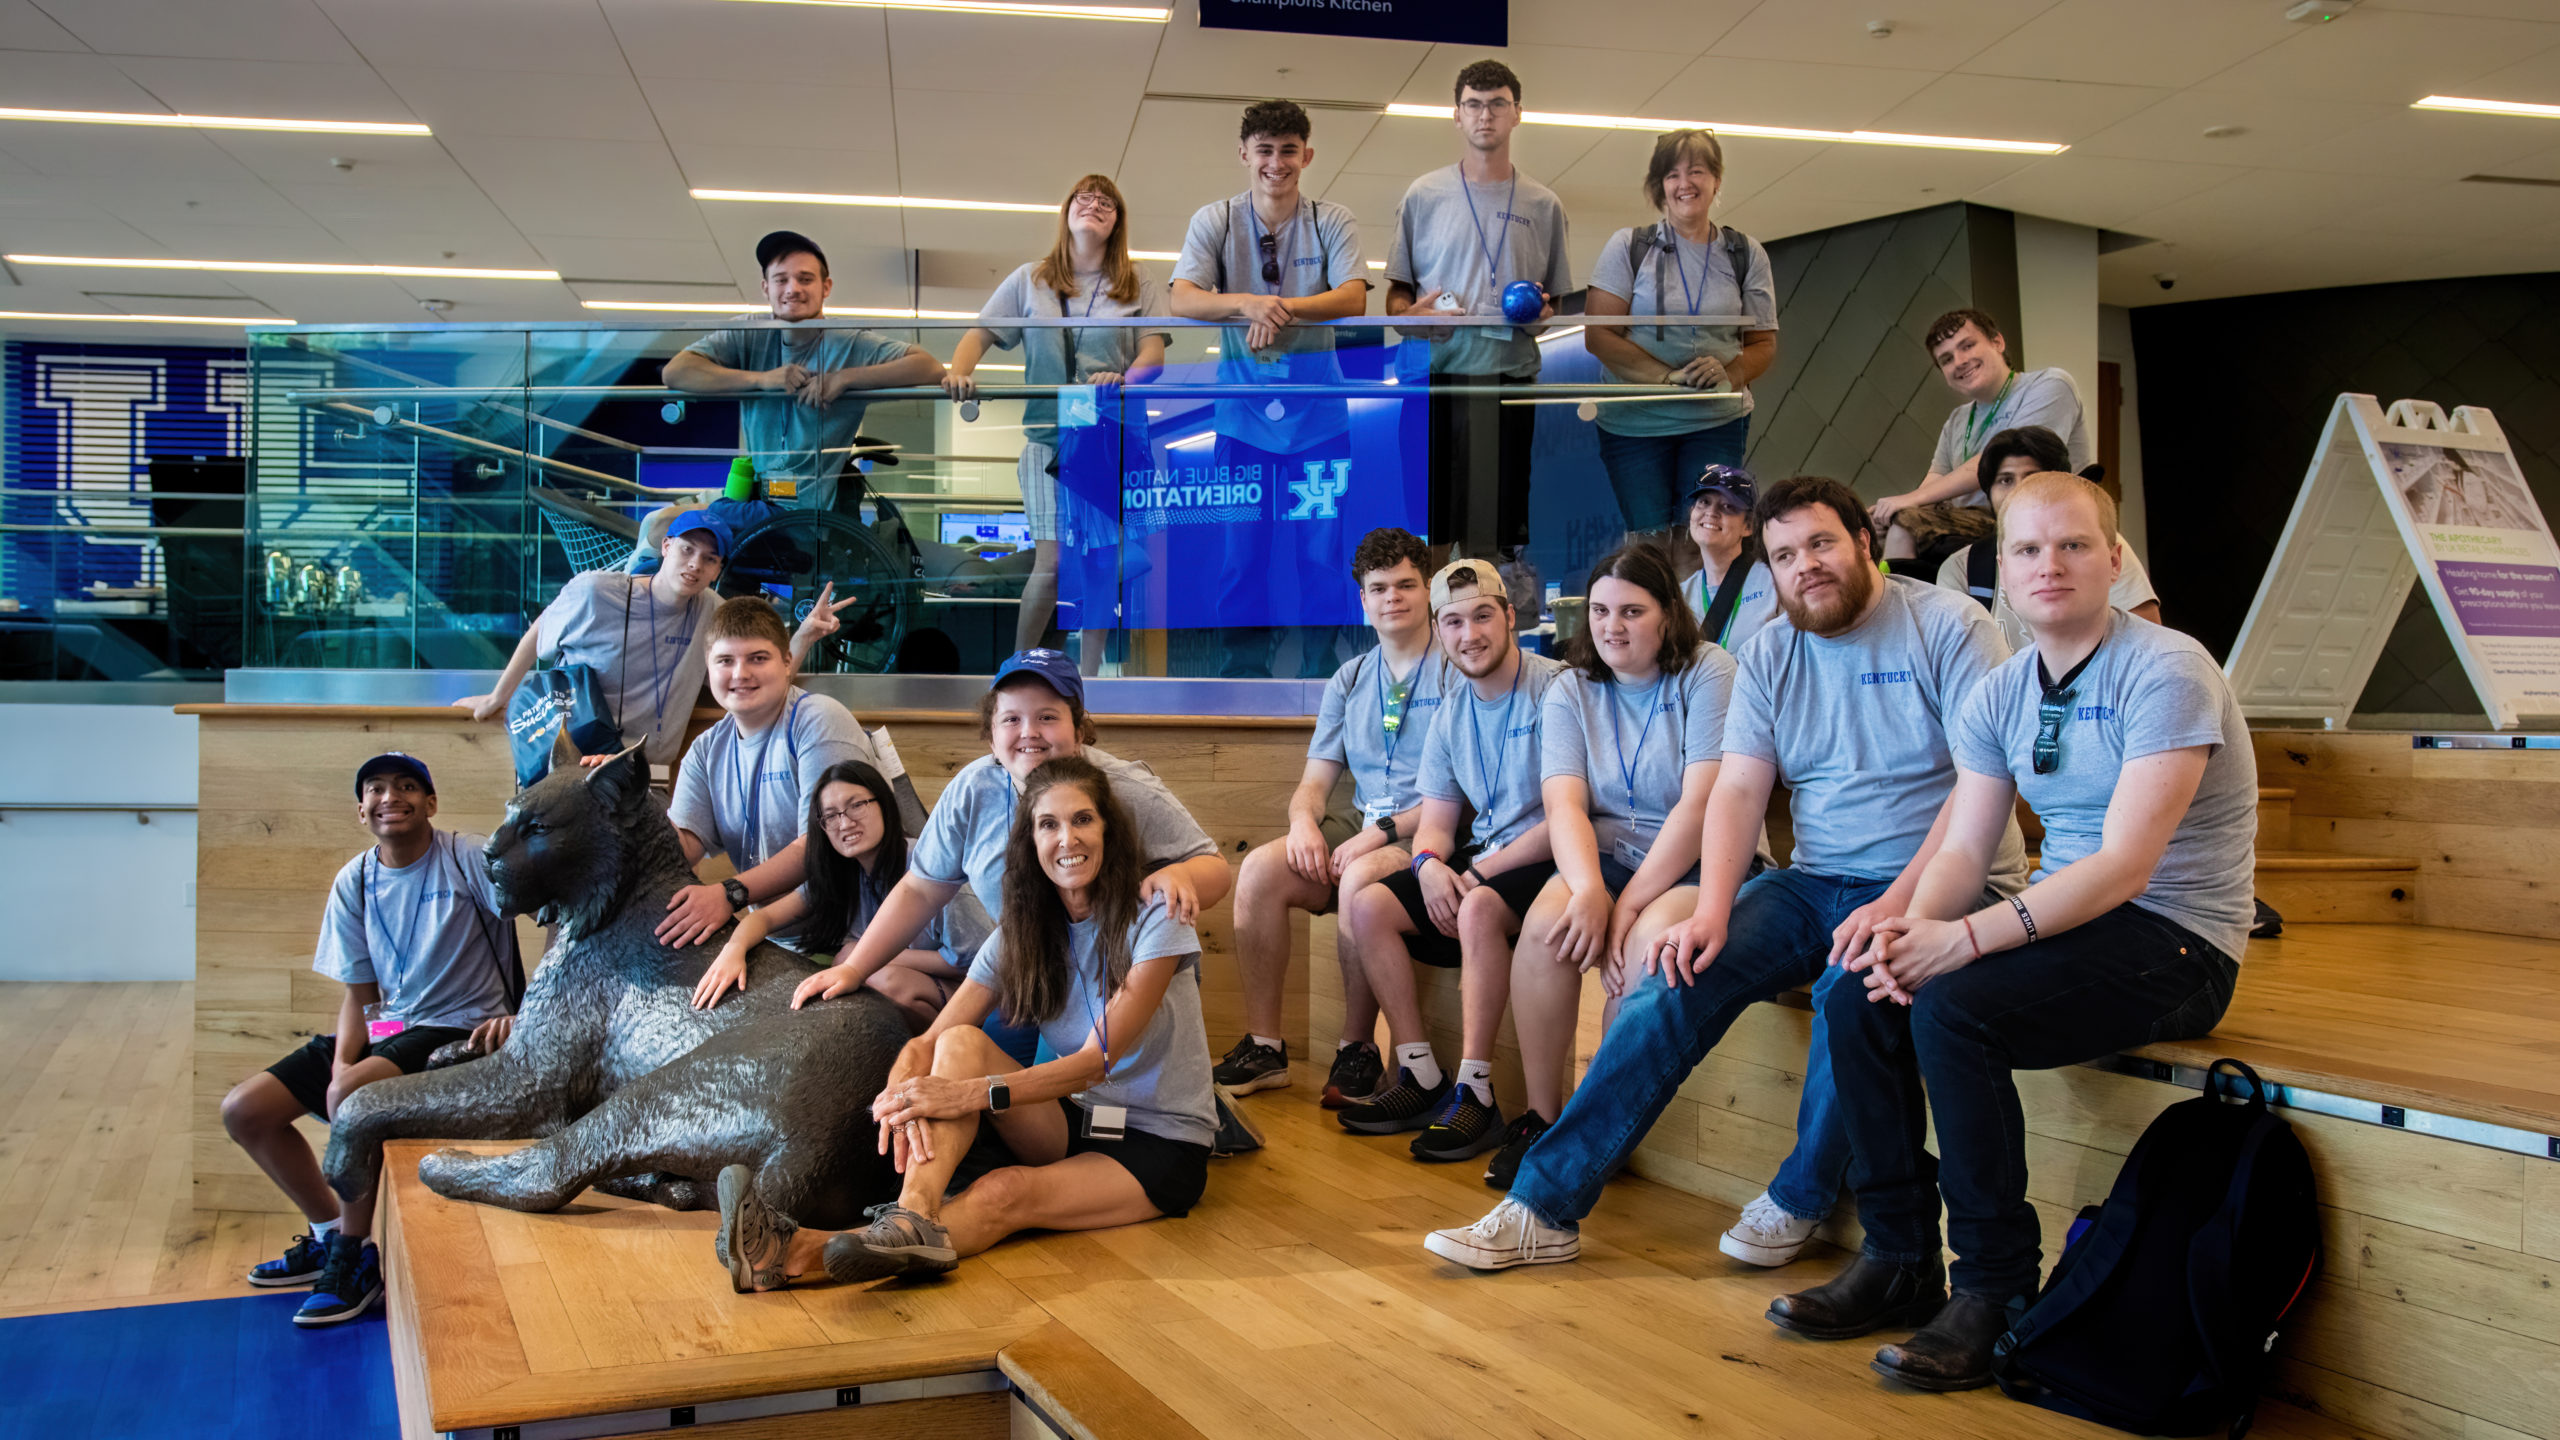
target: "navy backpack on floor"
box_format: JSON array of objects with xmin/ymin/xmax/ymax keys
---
[{"xmin": 1992, "ymin": 1058, "xmax": 2321, "ymax": 1438}]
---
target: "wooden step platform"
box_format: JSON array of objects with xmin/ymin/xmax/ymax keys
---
[{"xmin": 381, "ymin": 1109, "xmax": 2384, "ymax": 1440}]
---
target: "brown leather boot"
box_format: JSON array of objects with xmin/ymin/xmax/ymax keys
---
[
  {"xmin": 1871, "ymin": 1290, "xmax": 2015, "ymax": 1391},
  {"xmin": 1765, "ymin": 1254, "xmax": 1947, "ymax": 1340}
]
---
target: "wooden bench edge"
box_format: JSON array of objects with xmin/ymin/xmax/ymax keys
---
[{"xmin": 998, "ymin": 1320, "xmax": 1210, "ymax": 1440}]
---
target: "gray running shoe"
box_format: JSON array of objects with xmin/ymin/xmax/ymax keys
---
[{"xmin": 821, "ymin": 1204, "xmax": 958, "ymax": 1283}]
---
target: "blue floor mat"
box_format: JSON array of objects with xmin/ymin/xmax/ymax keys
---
[{"xmin": 0, "ymin": 1292, "xmax": 399, "ymax": 1440}]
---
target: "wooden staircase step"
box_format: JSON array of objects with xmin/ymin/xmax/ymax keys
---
[{"xmin": 2255, "ymin": 850, "xmax": 2419, "ymax": 924}]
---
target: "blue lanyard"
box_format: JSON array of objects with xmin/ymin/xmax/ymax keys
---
[
  {"xmin": 729, "ymin": 692, "xmax": 802, "ymax": 869},
  {"xmin": 1671, "ymin": 225, "xmax": 1709, "ymax": 317},
  {"xmin": 1376, "ymin": 652, "xmax": 1419, "ymax": 775},
  {"xmin": 1458, "ymin": 170, "xmax": 1519, "ymax": 295},
  {"xmin": 1605, "ymin": 674, "xmax": 1670, "ymax": 812},
  {"xmin": 1468, "ymin": 658, "xmax": 1526, "ymax": 824},
  {"xmin": 366, "ymin": 841, "xmax": 432, "ymax": 1002},
  {"xmin": 636, "ymin": 582, "xmax": 698, "ymax": 735},
  {"xmin": 1076, "ymin": 923, "xmax": 1115, "ymax": 1082}
]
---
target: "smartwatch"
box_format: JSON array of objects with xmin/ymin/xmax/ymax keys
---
[
  {"xmin": 1374, "ymin": 814, "xmax": 1401, "ymax": 843},
  {"xmin": 720, "ymin": 877, "xmax": 750, "ymax": 910},
  {"xmin": 985, "ymin": 1076, "xmax": 1011, "ymax": 1113}
]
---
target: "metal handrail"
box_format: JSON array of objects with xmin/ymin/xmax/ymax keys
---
[
  {"xmin": 253, "ymin": 313, "xmax": 1758, "ymax": 336},
  {"xmin": 283, "ymin": 380, "xmax": 1714, "ymax": 403}
]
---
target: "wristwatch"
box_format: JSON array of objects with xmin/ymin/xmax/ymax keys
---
[
  {"xmin": 1374, "ymin": 814, "xmax": 1400, "ymax": 843},
  {"xmin": 985, "ymin": 1076, "xmax": 1011, "ymax": 1113},
  {"xmin": 720, "ymin": 877, "xmax": 750, "ymax": 910}
]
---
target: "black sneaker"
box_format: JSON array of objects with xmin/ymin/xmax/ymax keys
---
[
  {"xmin": 1320, "ymin": 1041, "xmax": 1385, "ymax": 1110},
  {"xmin": 1483, "ymin": 1111, "xmax": 1552, "ymax": 1191},
  {"xmin": 247, "ymin": 1230, "xmax": 331, "ymax": 1287},
  {"xmin": 1337, "ymin": 1066, "xmax": 1452, "ymax": 1135},
  {"xmin": 1213, "ymin": 1036, "xmax": 1291, "ymax": 1095},
  {"xmin": 293, "ymin": 1234, "xmax": 382, "ymax": 1327},
  {"xmin": 1211, "ymin": 1086, "xmax": 1265, "ymax": 1156},
  {"xmin": 1411, "ymin": 1086, "xmax": 1505, "ymax": 1163}
]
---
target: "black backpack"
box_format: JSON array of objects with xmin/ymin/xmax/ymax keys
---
[{"xmin": 1992, "ymin": 1059, "xmax": 2321, "ymax": 1439}]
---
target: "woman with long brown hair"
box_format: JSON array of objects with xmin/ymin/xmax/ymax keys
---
[
  {"xmin": 714, "ymin": 756, "xmax": 1215, "ymax": 1290},
  {"xmin": 942, "ymin": 174, "xmax": 1171, "ymax": 673}
]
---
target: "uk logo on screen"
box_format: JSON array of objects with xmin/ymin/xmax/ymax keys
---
[{"xmin": 1288, "ymin": 459, "xmax": 1351, "ymax": 521}]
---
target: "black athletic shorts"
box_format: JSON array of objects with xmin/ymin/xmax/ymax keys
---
[
  {"xmin": 1596, "ymin": 853, "xmax": 1703, "ymax": 898},
  {"xmin": 1379, "ymin": 855, "xmax": 1561, "ymax": 968},
  {"xmin": 954, "ymin": 1100, "xmax": 1212, "ymax": 1220},
  {"xmin": 265, "ymin": 1026, "xmax": 472, "ymax": 1119}
]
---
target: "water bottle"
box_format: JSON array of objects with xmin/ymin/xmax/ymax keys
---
[{"xmin": 725, "ymin": 455, "xmax": 756, "ymax": 502}]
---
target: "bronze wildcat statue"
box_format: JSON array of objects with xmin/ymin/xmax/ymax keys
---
[{"xmin": 322, "ymin": 743, "xmax": 910, "ymax": 1229}]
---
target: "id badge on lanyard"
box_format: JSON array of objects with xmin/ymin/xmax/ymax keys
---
[{"xmin": 1613, "ymin": 835, "xmax": 1650, "ymax": 872}]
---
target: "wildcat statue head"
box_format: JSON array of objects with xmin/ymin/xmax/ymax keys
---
[{"xmin": 484, "ymin": 742, "xmax": 686, "ymax": 941}]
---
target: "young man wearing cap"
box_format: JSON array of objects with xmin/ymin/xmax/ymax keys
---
[
  {"xmin": 643, "ymin": 230, "xmax": 945, "ymax": 553},
  {"xmin": 1868, "ymin": 309, "xmax": 2090, "ymax": 569},
  {"xmin": 1340, "ymin": 557, "xmax": 1565, "ymax": 1173},
  {"xmin": 1424, "ymin": 475, "xmax": 2025, "ymax": 1272},
  {"xmin": 1169, "ymin": 98, "xmax": 1374, "ymax": 679},
  {"xmin": 461, "ymin": 515, "xmax": 832, "ymax": 776},
  {"xmin": 794, "ymin": 649, "xmax": 1232, "ymax": 1008},
  {"xmin": 1213, "ymin": 528, "xmax": 1454, "ymax": 1104},
  {"xmin": 658, "ymin": 596, "xmax": 895, "ymax": 950},
  {"xmin": 1934, "ymin": 425, "xmax": 2160, "ymax": 652},
  {"xmin": 219, "ymin": 754, "xmax": 518, "ymax": 1328},
  {"xmin": 1678, "ymin": 466, "xmax": 1779, "ymax": 655}
]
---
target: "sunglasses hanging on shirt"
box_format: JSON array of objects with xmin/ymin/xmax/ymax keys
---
[{"xmin": 2032, "ymin": 643, "xmax": 2103, "ymax": 775}]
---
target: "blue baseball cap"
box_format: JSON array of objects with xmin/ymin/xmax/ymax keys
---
[
  {"xmin": 666, "ymin": 509, "xmax": 733, "ymax": 558},
  {"xmin": 355, "ymin": 751, "xmax": 435, "ymax": 796},
  {"xmin": 1683, "ymin": 464, "xmax": 1757, "ymax": 513},
  {"xmin": 992, "ymin": 648, "xmax": 1085, "ymax": 709}
]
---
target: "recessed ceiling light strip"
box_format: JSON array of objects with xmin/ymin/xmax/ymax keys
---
[
  {"xmin": 7, "ymin": 254, "xmax": 556, "ymax": 280},
  {"xmin": 690, "ymin": 188, "xmax": 1057, "ymax": 212},
  {"xmin": 1379, "ymin": 103, "xmax": 2066, "ymax": 155},
  {"xmin": 581, "ymin": 300, "xmax": 977, "ymax": 318},
  {"xmin": 0, "ymin": 106, "xmax": 428, "ymax": 136},
  {"xmin": 714, "ymin": 0, "xmax": 1167, "ymax": 21},
  {"xmin": 0, "ymin": 309, "xmax": 289, "ymax": 325},
  {"xmin": 2413, "ymin": 95, "xmax": 2560, "ymax": 120}
]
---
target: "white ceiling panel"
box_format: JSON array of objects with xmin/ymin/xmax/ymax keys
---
[
  {"xmin": 0, "ymin": 124, "xmax": 262, "ymax": 182},
  {"xmin": 2117, "ymin": 168, "xmax": 2375, "ymax": 249},
  {"xmin": 540, "ymin": 235, "xmax": 735, "ymax": 284},
  {"xmin": 882, "ymin": 10, "xmax": 1161, "ymax": 96},
  {"xmin": 1149, "ymin": 3, "xmax": 1429, "ymax": 104},
  {"xmin": 1716, "ymin": 189, "xmax": 1920, "ymax": 243},
  {"xmin": 293, "ymin": 220, "xmax": 551, "ymax": 269},
  {"xmin": 893, "ymin": 208, "xmax": 1056, "ymax": 259},
  {"xmin": 29, "ymin": 0, "xmax": 359, "ymax": 63},
  {"xmin": 76, "ymin": 180, "xmax": 312, "ymax": 229},
  {"xmin": 2466, "ymin": 42, "xmax": 2560, "ymax": 102},
  {"xmin": 119, "ymin": 219, "xmax": 352, "ymax": 256},
  {"xmin": 317, "ymin": 0, "xmax": 631, "ymax": 75},
  {"xmin": 1335, "ymin": 112, "xmax": 1607, "ymax": 182},
  {"xmin": 1868, "ymin": 74, "xmax": 2172, "ymax": 147},
  {"xmin": 0, "ymin": 0, "xmax": 82, "ymax": 49},
  {"xmin": 2354, "ymin": 178, "xmax": 2560, "ymax": 238},
  {"xmin": 670, "ymin": 144, "xmax": 903, "ymax": 196},
  {"xmin": 0, "ymin": 216, "xmax": 161, "ymax": 257},
  {"xmin": 601, "ymin": 0, "xmax": 891, "ymax": 85},
  {"xmin": 374, "ymin": 67, "xmax": 660, "ymax": 142},
  {"xmin": 1965, "ymin": 154, "xmax": 2246, "ymax": 231},
  {"xmin": 695, "ymin": 208, "xmax": 911, "ymax": 274},
  {"xmin": 1505, "ymin": 0, "xmax": 1753, "ymax": 53},
  {"xmin": 2069, "ymin": 89, "xmax": 2403, "ymax": 168},
  {"xmin": 1639, "ymin": 55, "xmax": 1942, "ymax": 132},
  {"xmin": 209, "ymin": 133, "xmax": 477, "ymax": 193},
  {"xmin": 1961, "ymin": 0, "xmax": 2296, "ymax": 90},
  {"xmin": 1406, "ymin": 43, "xmax": 1697, "ymax": 116},
  {"xmin": 1752, "ymin": 143, "xmax": 2044, "ymax": 205},
  {"xmin": 639, "ymin": 77, "xmax": 897, "ymax": 150},
  {"xmin": 2191, "ymin": 8, "xmax": 2560, "ymax": 103},
  {"xmin": 892, "ymin": 88, "xmax": 1147, "ymax": 201},
  {"xmin": 1706, "ymin": 0, "xmax": 2052, "ymax": 73},
  {"xmin": 438, "ymin": 136, "xmax": 704, "ymax": 241},
  {"xmin": 109, "ymin": 56, "xmax": 413, "ymax": 119},
  {"xmin": 0, "ymin": 47, "xmax": 170, "ymax": 109},
  {"xmin": 2259, "ymin": 107, "xmax": 2560, "ymax": 180}
]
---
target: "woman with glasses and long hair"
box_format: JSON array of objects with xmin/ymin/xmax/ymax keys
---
[
  {"xmin": 712, "ymin": 756, "xmax": 1215, "ymax": 1290},
  {"xmin": 943, "ymin": 175, "xmax": 1170, "ymax": 674},
  {"xmin": 691, "ymin": 760, "xmax": 986, "ymax": 1030},
  {"xmin": 1585, "ymin": 129, "xmax": 1779, "ymax": 538}
]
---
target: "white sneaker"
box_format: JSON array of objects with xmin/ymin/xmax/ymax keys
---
[
  {"xmin": 1423, "ymin": 1198, "xmax": 1580, "ymax": 1270},
  {"xmin": 1718, "ymin": 1191, "xmax": 1820, "ymax": 1267}
]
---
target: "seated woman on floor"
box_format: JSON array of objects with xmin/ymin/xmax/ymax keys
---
[
  {"xmin": 714, "ymin": 755, "xmax": 1215, "ymax": 1288},
  {"xmin": 691, "ymin": 760, "xmax": 991, "ymax": 1030}
]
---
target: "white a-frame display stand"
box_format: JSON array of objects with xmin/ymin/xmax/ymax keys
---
[{"xmin": 2226, "ymin": 395, "xmax": 2560, "ymax": 731}]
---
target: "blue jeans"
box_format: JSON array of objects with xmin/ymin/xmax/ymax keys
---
[
  {"xmin": 1765, "ymin": 958, "xmax": 1852, "ymax": 1222},
  {"xmin": 1832, "ymin": 900, "xmax": 2238, "ymax": 1297},
  {"xmin": 1594, "ymin": 417, "xmax": 1749, "ymax": 535},
  {"xmin": 1508, "ymin": 866, "xmax": 1885, "ymax": 1230}
]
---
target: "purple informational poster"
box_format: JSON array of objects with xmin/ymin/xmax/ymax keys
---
[{"xmin": 2377, "ymin": 435, "xmax": 2560, "ymax": 725}]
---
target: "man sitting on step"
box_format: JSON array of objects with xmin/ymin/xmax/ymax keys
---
[
  {"xmin": 1214, "ymin": 527, "xmax": 1458, "ymax": 1107},
  {"xmin": 1423, "ymin": 475, "xmax": 2025, "ymax": 1272},
  {"xmin": 1933, "ymin": 424, "xmax": 2159, "ymax": 651},
  {"xmin": 1770, "ymin": 472, "xmax": 2254, "ymax": 1391},
  {"xmin": 219, "ymin": 753, "xmax": 517, "ymax": 1328}
]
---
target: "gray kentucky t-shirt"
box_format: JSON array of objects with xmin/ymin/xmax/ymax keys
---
[
  {"xmin": 1585, "ymin": 221, "xmax": 1777, "ymax": 437},
  {"xmin": 976, "ymin": 263, "xmax": 1173, "ymax": 442},
  {"xmin": 1929, "ymin": 367, "xmax": 2092, "ymax": 507},
  {"xmin": 1386, "ymin": 163, "xmax": 1571, "ymax": 378},
  {"xmin": 909, "ymin": 747, "xmax": 1217, "ymax": 909},
  {"xmin": 794, "ymin": 841, "xmax": 992, "ymax": 968},
  {"xmin": 1173, "ymin": 193, "xmax": 1367, "ymax": 452},
  {"xmin": 1308, "ymin": 644, "xmax": 1458, "ymax": 823},
  {"xmin": 1951, "ymin": 610, "xmax": 2258, "ymax": 962},
  {"xmin": 965, "ymin": 895, "xmax": 1215, "ymax": 1148},
  {"xmin": 1419, "ymin": 649, "xmax": 1565, "ymax": 854},
  {"xmin": 680, "ymin": 319, "xmax": 918, "ymax": 511},
  {"xmin": 1724, "ymin": 575, "xmax": 2027, "ymax": 890},
  {"xmin": 669, "ymin": 688, "xmax": 881, "ymax": 947},
  {"xmin": 533, "ymin": 572, "xmax": 719, "ymax": 767},
  {"xmin": 314, "ymin": 829, "xmax": 512, "ymax": 1032},
  {"xmin": 1936, "ymin": 541, "xmax": 2161, "ymax": 655},
  {"xmin": 1540, "ymin": 650, "xmax": 1735, "ymax": 865},
  {"xmin": 1681, "ymin": 558, "xmax": 1780, "ymax": 656}
]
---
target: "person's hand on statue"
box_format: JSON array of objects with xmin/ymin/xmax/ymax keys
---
[
  {"xmin": 657, "ymin": 883, "xmax": 734, "ymax": 948},
  {"xmin": 466, "ymin": 1015, "xmax": 513, "ymax": 1055},
  {"xmin": 692, "ymin": 946, "xmax": 749, "ymax": 1009},
  {"xmin": 790, "ymin": 961, "xmax": 860, "ymax": 1009}
]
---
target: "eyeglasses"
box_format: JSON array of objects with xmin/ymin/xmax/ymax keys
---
[
  {"xmin": 819, "ymin": 796, "xmax": 880, "ymax": 828},
  {"xmin": 1458, "ymin": 98, "xmax": 1517, "ymax": 117},
  {"xmin": 1256, "ymin": 231, "xmax": 1281, "ymax": 286},
  {"xmin": 1070, "ymin": 192, "xmax": 1118, "ymax": 215},
  {"xmin": 2034, "ymin": 685, "xmax": 2074, "ymax": 775}
]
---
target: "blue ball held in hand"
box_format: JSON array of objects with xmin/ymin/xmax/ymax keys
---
[{"xmin": 1501, "ymin": 281, "xmax": 1544, "ymax": 325}]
